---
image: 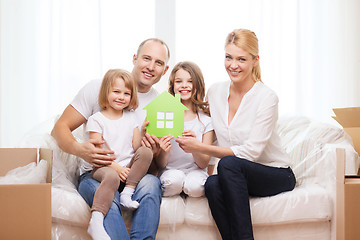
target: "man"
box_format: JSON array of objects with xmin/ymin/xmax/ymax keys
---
[{"xmin": 51, "ymin": 38, "xmax": 169, "ymax": 239}]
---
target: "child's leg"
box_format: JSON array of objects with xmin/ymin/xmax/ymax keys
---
[
  {"xmin": 88, "ymin": 167, "xmax": 121, "ymax": 240},
  {"xmin": 126, "ymin": 146, "xmax": 153, "ymax": 186},
  {"xmin": 160, "ymin": 169, "xmax": 186, "ymax": 197},
  {"xmin": 183, "ymin": 169, "xmax": 208, "ymax": 197},
  {"xmin": 120, "ymin": 146, "xmax": 153, "ymax": 209}
]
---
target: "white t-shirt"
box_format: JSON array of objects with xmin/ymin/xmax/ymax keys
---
[
  {"xmin": 207, "ymin": 81, "xmax": 291, "ymax": 168},
  {"xmin": 71, "ymin": 79, "xmax": 159, "ymax": 174},
  {"xmin": 161, "ymin": 112, "xmax": 213, "ymax": 174},
  {"xmin": 80, "ymin": 111, "xmax": 138, "ymax": 174}
]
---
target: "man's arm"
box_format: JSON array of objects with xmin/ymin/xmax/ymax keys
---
[{"xmin": 51, "ymin": 104, "xmax": 115, "ymax": 166}]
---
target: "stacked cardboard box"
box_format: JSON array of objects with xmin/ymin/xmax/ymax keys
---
[
  {"xmin": 334, "ymin": 107, "xmax": 360, "ymax": 240},
  {"xmin": 0, "ymin": 148, "xmax": 52, "ymax": 240}
]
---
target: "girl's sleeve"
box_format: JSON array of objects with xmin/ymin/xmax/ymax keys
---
[
  {"xmin": 85, "ymin": 115, "xmax": 103, "ymax": 134},
  {"xmin": 203, "ymin": 115, "xmax": 214, "ymax": 134}
]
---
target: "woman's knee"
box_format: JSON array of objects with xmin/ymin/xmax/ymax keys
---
[
  {"xmin": 217, "ymin": 156, "xmax": 248, "ymax": 175},
  {"xmin": 218, "ymin": 156, "xmax": 238, "ymax": 169},
  {"xmin": 204, "ymin": 175, "xmax": 218, "ymax": 196}
]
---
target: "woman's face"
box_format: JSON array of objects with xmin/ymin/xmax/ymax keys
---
[
  {"xmin": 224, "ymin": 43, "xmax": 258, "ymax": 85},
  {"xmin": 173, "ymin": 68, "xmax": 193, "ymax": 102}
]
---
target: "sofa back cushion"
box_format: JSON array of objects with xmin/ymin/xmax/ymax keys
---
[{"xmin": 276, "ymin": 116, "xmax": 356, "ymax": 186}]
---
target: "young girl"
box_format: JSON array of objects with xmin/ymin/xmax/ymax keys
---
[
  {"xmin": 82, "ymin": 69, "xmax": 153, "ymax": 240},
  {"xmin": 156, "ymin": 61, "xmax": 214, "ymax": 197}
]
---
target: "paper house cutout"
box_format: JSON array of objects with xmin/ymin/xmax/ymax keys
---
[{"xmin": 143, "ymin": 91, "xmax": 188, "ymax": 137}]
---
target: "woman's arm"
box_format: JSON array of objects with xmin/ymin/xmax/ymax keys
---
[
  {"xmin": 176, "ymin": 136, "xmax": 234, "ymax": 159},
  {"xmin": 182, "ymin": 130, "xmax": 215, "ymax": 169}
]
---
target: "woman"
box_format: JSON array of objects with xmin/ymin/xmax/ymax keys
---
[{"xmin": 176, "ymin": 29, "xmax": 296, "ymax": 240}]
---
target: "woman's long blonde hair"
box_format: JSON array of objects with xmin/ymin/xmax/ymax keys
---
[{"xmin": 225, "ymin": 29, "xmax": 262, "ymax": 82}]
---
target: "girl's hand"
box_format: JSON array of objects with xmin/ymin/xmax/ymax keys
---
[
  {"xmin": 117, "ymin": 166, "xmax": 131, "ymax": 182},
  {"xmin": 141, "ymin": 133, "xmax": 161, "ymax": 155},
  {"xmin": 110, "ymin": 162, "xmax": 130, "ymax": 182},
  {"xmin": 182, "ymin": 130, "xmax": 196, "ymax": 138},
  {"xmin": 141, "ymin": 120, "xmax": 149, "ymax": 137},
  {"xmin": 159, "ymin": 135, "xmax": 174, "ymax": 152}
]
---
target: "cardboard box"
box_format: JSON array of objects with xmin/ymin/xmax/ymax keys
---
[
  {"xmin": 333, "ymin": 107, "xmax": 360, "ymax": 155},
  {"xmin": 0, "ymin": 148, "xmax": 52, "ymax": 240},
  {"xmin": 336, "ymin": 148, "xmax": 360, "ymax": 240}
]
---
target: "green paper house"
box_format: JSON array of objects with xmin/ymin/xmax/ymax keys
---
[{"xmin": 143, "ymin": 91, "xmax": 188, "ymax": 137}]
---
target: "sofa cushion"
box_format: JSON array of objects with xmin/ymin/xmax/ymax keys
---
[
  {"xmin": 159, "ymin": 195, "xmax": 186, "ymax": 226},
  {"xmin": 185, "ymin": 197, "xmax": 214, "ymax": 226},
  {"xmin": 250, "ymin": 184, "xmax": 331, "ymax": 226},
  {"xmin": 183, "ymin": 183, "xmax": 330, "ymax": 227}
]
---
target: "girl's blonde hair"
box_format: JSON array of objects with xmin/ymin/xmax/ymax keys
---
[
  {"xmin": 98, "ymin": 69, "xmax": 138, "ymax": 111},
  {"xmin": 168, "ymin": 61, "xmax": 210, "ymax": 116},
  {"xmin": 225, "ymin": 29, "xmax": 262, "ymax": 82}
]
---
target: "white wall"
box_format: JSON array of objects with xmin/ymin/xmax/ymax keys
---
[{"xmin": 1, "ymin": 0, "xmax": 359, "ymax": 147}]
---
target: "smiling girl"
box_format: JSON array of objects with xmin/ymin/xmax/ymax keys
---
[
  {"xmin": 82, "ymin": 69, "xmax": 153, "ymax": 240},
  {"xmin": 156, "ymin": 61, "xmax": 214, "ymax": 197}
]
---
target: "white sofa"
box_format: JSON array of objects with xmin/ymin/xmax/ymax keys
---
[{"xmin": 18, "ymin": 115, "xmax": 359, "ymax": 240}]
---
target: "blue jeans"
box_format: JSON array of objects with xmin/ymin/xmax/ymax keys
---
[
  {"xmin": 205, "ymin": 156, "xmax": 296, "ymax": 240},
  {"xmin": 78, "ymin": 172, "xmax": 162, "ymax": 240}
]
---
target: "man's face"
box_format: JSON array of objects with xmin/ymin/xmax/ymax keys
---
[{"xmin": 132, "ymin": 40, "xmax": 169, "ymax": 93}]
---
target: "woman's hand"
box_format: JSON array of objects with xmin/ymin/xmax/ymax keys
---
[{"xmin": 176, "ymin": 135, "xmax": 201, "ymax": 153}]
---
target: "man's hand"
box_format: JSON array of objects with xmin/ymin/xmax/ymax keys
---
[
  {"xmin": 76, "ymin": 139, "xmax": 115, "ymax": 168},
  {"xmin": 141, "ymin": 133, "xmax": 161, "ymax": 155}
]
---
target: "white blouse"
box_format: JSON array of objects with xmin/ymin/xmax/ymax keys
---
[{"xmin": 207, "ymin": 81, "xmax": 291, "ymax": 168}]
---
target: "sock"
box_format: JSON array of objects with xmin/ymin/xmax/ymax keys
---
[
  {"xmin": 87, "ymin": 211, "xmax": 111, "ymax": 240},
  {"xmin": 120, "ymin": 186, "xmax": 139, "ymax": 210}
]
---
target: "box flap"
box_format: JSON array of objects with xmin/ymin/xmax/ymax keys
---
[
  {"xmin": 0, "ymin": 148, "xmax": 37, "ymax": 176},
  {"xmin": 343, "ymin": 128, "xmax": 360, "ymax": 156},
  {"xmin": 0, "ymin": 148, "xmax": 53, "ymax": 183},
  {"xmin": 333, "ymin": 107, "xmax": 360, "ymax": 128},
  {"xmin": 40, "ymin": 148, "xmax": 53, "ymax": 183}
]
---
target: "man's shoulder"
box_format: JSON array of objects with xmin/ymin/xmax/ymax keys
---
[{"xmin": 83, "ymin": 79, "xmax": 102, "ymax": 91}]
